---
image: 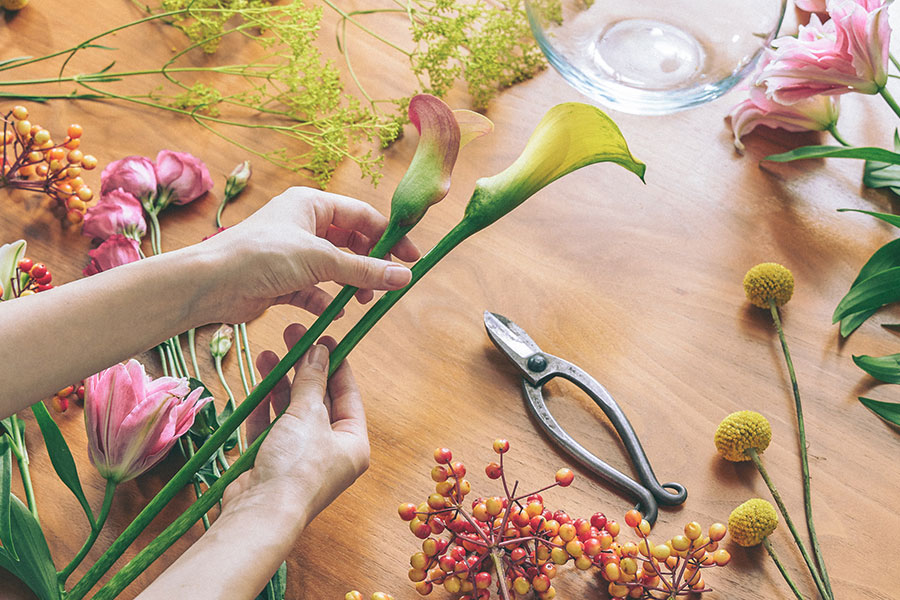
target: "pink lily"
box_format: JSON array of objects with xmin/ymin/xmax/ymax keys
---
[{"xmin": 84, "ymin": 359, "xmax": 209, "ymax": 483}]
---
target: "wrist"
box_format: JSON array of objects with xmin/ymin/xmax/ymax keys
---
[
  {"xmin": 164, "ymin": 237, "xmax": 233, "ymax": 329},
  {"xmin": 220, "ymin": 481, "xmax": 311, "ymax": 532}
]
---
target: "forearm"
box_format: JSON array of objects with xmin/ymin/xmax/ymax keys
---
[
  {"xmin": 136, "ymin": 491, "xmax": 308, "ymax": 600},
  {"xmin": 0, "ymin": 241, "xmax": 219, "ymax": 417}
]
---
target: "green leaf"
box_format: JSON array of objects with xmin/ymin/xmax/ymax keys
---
[
  {"xmin": 858, "ymin": 397, "xmax": 900, "ymax": 428},
  {"xmin": 853, "ymin": 353, "xmax": 900, "ymax": 383},
  {"xmin": 218, "ymin": 401, "xmax": 239, "ymax": 452},
  {"xmin": 0, "ymin": 495, "xmax": 60, "ymax": 600},
  {"xmin": 255, "ymin": 562, "xmax": 287, "ymax": 600},
  {"xmin": 837, "ymin": 208, "xmax": 900, "ymax": 228},
  {"xmin": 1, "ymin": 438, "xmax": 17, "ymax": 560},
  {"xmin": 835, "ymin": 236, "xmax": 900, "ymax": 335},
  {"xmin": 765, "ymin": 145, "xmax": 900, "ymax": 164},
  {"xmin": 187, "ymin": 379, "xmax": 217, "ymax": 440},
  {"xmin": 863, "ymin": 131, "xmax": 900, "ymax": 195},
  {"xmin": 30, "ymin": 402, "xmax": 94, "ymax": 526},
  {"xmin": 833, "ymin": 266, "xmax": 900, "ymax": 323}
]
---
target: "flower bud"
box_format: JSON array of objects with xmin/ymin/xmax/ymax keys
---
[
  {"xmin": 209, "ymin": 324, "xmax": 234, "ymax": 359},
  {"xmin": 224, "ymin": 160, "xmax": 252, "ymax": 201}
]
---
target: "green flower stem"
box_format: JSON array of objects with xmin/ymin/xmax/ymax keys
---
[
  {"xmin": 182, "ymin": 440, "xmax": 210, "ymax": 531},
  {"xmin": 768, "ymin": 300, "xmax": 832, "ymax": 598},
  {"xmin": 59, "ymin": 480, "xmax": 116, "ymax": 585},
  {"xmin": 826, "ymin": 125, "xmax": 850, "ymax": 147},
  {"xmin": 240, "ymin": 323, "xmax": 257, "ymax": 386},
  {"xmin": 763, "ymin": 538, "xmax": 807, "ymax": 600},
  {"xmin": 8, "ymin": 417, "xmax": 37, "ymax": 521},
  {"xmin": 92, "ymin": 430, "xmax": 268, "ymax": 600},
  {"xmin": 156, "ymin": 345, "xmax": 169, "ymax": 377},
  {"xmin": 891, "ymin": 52, "xmax": 900, "ymax": 73},
  {"xmin": 213, "ymin": 355, "xmax": 243, "ymax": 455},
  {"xmin": 879, "ymin": 86, "xmax": 900, "ymax": 120},
  {"xmin": 172, "ymin": 334, "xmax": 191, "ymax": 378},
  {"xmin": 147, "ymin": 211, "xmax": 162, "ymax": 256},
  {"xmin": 164, "ymin": 343, "xmax": 182, "ymax": 379},
  {"xmin": 233, "ymin": 325, "xmax": 251, "ymax": 397},
  {"xmin": 69, "ymin": 226, "xmax": 408, "ymax": 600},
  {"xmin": 328, "ymin": 221, "xmax": 474, "ymax": 374},
  {"xmin": 747, "ymin": 449, "xmax": 830, "ymax": 600},
  {"xmin": 187, "ymin": 328, "xmax": 201, "ymax": 377},
  {"xmin": 215, "ymin": 201, "xmax": 227, "ymax": 229}
]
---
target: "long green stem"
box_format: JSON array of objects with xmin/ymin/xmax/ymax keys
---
[
  {"xmin": 187, "ymin": 328, "xmax": 201, "ymax": 377},
  {"xmin": 747, "ymin": 449, "xmax": 830, "ymax": 600},
  {"xmin": 59, "ymin": 480, "xmax": 116, "ymax": 585},
  {"xmin": 172, "ymin": 334, "xmax": 191, "ymax": 378},
  {"xmin": 214, "ymin": 356, "xmax": 243, "ymax": 456},
  {"xmin": 879, "ymin": 86, "xmax": 900, "ymax": 120},
  {"xmin": 233, "ymin": 325, "xmax": 251, "ymax": 397},
  {"xmin": 763, "ymin": 538, "xmax": 807, "ymax": 600},
  {"xmin": 329, "ymin": 221, "xmax": 474, "ymax": 374},
  {"xmin": 8, "ymin": 415, "xmax": 37, "ymax": 521},
  {"xmin": 891, "ymin": 52, "xmax": 900, "ymax": 73},
  {"xmin": 182, "ymin": 441, "xmax": 210, "ymax": 531},
  {"xmin": 69, "ymin": 226, "xmax": 409, "ymax": 600},
  {"xmin": 239, "ymin": 323, "xmax": 257, "ymax": 386},
  {"xmin": 93, "ymin": 430, "xmax": 268, "ymax": 600},
  {"xmin": 156, "ymin": 345, "xmax": 169, "ymax": 377},
  {"xmin": 768, "ymin": 300, "xmax": 831, "ymax": 598}
]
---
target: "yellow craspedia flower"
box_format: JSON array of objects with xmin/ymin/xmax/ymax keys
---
[
  {"xmin": 715, "ymin": 410, "xmax": 772, "ymax": 462},
  {"xmin": 728, "ymin": 498, "xmax": 778, "ymax": 547},
  {"xmin": 743, "ymin": 263, "xmax": 794, "ymax": 309}
]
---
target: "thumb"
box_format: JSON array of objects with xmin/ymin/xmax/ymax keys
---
[
  {"xmin": 286, "ymin": 344, "xmax": 330, "ymax": 419},
  {"xmin": 321, "ymin": 248, "xmax": 412, "ymax": 290}
]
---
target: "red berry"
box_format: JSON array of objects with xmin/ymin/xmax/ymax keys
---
[
  {"xmin": 51, "ymin": 395, "xmax": 68, "ymax": 413},
  {"xmin": 30, "ymin": 263, "xmax": 47, "ymax": 279},
  {"xmin": 17, "ymin": 258, "xmax": 33, "ymax": 272},
  {"xmin": 412, "ymin": 521, "xmax": 431, "ymax": 539},
  {"xmin": 624, "ymin": 509, "xmax": 642, "ymax": 528},
  {"xmin": 555, "ymin": 468, "xmax": 574, "ymax": 487},
  {"xmin": 35, "ymin": 283, "xmax": 53, "ymax": 292},
  {"xmin": 492, "ymin": 439, "xmax": 509, "ymax": 454},
  {"xmin": 475, "ymin": 572, "xmax": 491, "ymax": 589},
  {"xmin": 399, "ymin": 503, "xmax": 418, "ymax": 521},
  {"xmin": 434, "ymin": 447, "xmax": 452, "ymax": 464},
  {"xmin": 590, "ymin": 512, "xmax": 607, "ymax": 530},
  {"xmin": 450, "ymin": 461, "xmax": 466, "ymax": 478},
  {"xmin": 36, "ymin": 272, "xmax": 52, "ymax": 285},
  {"xmin": 527, "ymin": 494, "xmax": 544, "ymax": 504},
  {"xmin": 485, "ymin": 461, "xmax": 502, "ymax": 479}
]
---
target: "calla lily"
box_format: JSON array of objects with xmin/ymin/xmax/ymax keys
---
[
  {"xmin": 0, "ymin": 239, "xmax": 26, "ymax": 301},
  {"xmin": 462, "ymin": 102, "xmax": 645, "ymax": 232},
  {"xmin": 388, "ymin": 94, "xmax": 493, "ymax": 232}
]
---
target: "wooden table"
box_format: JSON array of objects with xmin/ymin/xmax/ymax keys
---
[{"xmin": 2, "ymin": 3, "xmax": 898, "ymax": 599}]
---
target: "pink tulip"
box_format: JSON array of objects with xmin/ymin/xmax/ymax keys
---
[
  {"xmin": 758, "ymin": 1, "xmax": 890, "ymax": 103},
  {"xmin": 84, "ymin": 359, "xmax": 209, "ymax": 482},
  {"xmin": 100, "ymin": 156, "xmax": 158, "ymax": 201},
  {"xmin": 729, "ymin": 59, "xmax": 840, "ymax": 150},
  {"xmin": 155, "ymin": 150, "xmax": 214, "ymax": 207},
  {"xmin": 795, "ymin": 0, "xmax": 828, "ymax": 12},
  {"xmin": 83, "ymin": 234, "xmax": 142, "ymax": 276},
  {"xmin": 82, "ymin": 189, "xmax": 147, "ymax": 240}
]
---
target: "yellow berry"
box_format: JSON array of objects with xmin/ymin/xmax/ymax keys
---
[
  {"xmin": 713, "ymin": 548, "xmax": 731, "ymax": 566},
  {"xmin": 671, "ymin": 535, "xmax": 690, "ymax": 552},
  {"xmin": 81, "ymin": 155, "xmax": 98, "ymax": 170},
  {"xmin": 11, "ymin": 105, "xmax": 28, "ymax": 120},
  {"xmin": 684, "ymin": 521, "xmax": 702, "ymax": 540},
  {"xmin": 709, "ymin": 522, "xmax": 727, "ymax": 542},
  {"xmin": 651, "ymin": 544, "xmax": 670, "ymax": 561},
  {"xmin": 729, "ymin": 498, "xmax": 778, "ymax": 547},
  {"xmin": 743, "ymin": 262, "xmax": 794, "ymax": 308},
  {"xmin": 608, "ymin": 582, "xmax": 629, "ymax": 598},
  {"xmin": 33, "ymin": 130, "xmax": 50, "ymax": 145},
  {"xmin": 15, "ymin": 119, "xmax": 31, "ymax": 136},
  {"xmin": 715, "ymin": 410, "xmax": 772, "ymax": 462}
]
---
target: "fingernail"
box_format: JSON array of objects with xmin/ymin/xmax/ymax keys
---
[
  {"xmin": 384, "ymin": 265, "xmax": 411, "ymax": 287},
  {"xmin": 306, "ymin": 344, "xmax": 328, "ymax": 371}
]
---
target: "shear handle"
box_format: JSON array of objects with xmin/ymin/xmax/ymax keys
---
[
  {"xmin": 536, "ymin": 355, "xmax": 687, "ymax": 507},
  {"xmin": 522, "ymin": 380, "xmax": 660, "ymax": 524}
]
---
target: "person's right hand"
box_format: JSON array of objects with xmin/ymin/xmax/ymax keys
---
[
  {"xmin": 195, "ymin": 186, "xmax": 421, "ymax": 325},
  {"xmin": 221, "ymin": 323, "xmax": 370, "ymax": 528}
]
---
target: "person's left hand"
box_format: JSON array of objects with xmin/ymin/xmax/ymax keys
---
[{"xmin": 221, "ymin": 323, "xmax": 369, "ymax": 528}]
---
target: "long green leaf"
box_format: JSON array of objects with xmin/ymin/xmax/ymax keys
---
[
  {"xmin": 30, "ymin": 402, "xmax": 94, "ymax": 526},
  {"xmin": 765, "ymin": 145, "xmax": 900, "ymax": 164},
  {"xmin": 0, "ymin": 495, "xmax": 60, "ymax": 600},
  {"xmin": 862, "ymin": 130, "xmax": 900, "ymax": 195},
  {"xmin": 853, "ymin": 353, "xmax": 900, "ymax": 383},
  {"xmin": 836, "ymin": 236, "xmax": 900, "ymax": 335},
  {"xmin": 837, "ymin": 208, "xmax": 900, "ymax": 228},
  {"xmin": 0, "ymin": 438, "xmax": 16, "ymax": 560},
  {"xmin": 858, "ymin": 397, "xmax": 900, "ymax": 428},
  {"xmin": 833, "ymin": 266, "xmax": 900, "ymax": 323}
]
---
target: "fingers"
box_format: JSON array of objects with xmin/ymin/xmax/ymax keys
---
[
  {"xmin": 285, "ymin": 344, "xmax": 330, "ymax": 419},
  {"xmin": 316, "ymin": 247, "xmax": 412, "ymax": 292},
  {"xmin": 325, "ymin": 224, "xmax": 421, "ymax": 264},
  {"xmin": 274, "ymin": 287, "xmax": 342, "ymax": 319},
  {"xmin": 327, "ymin": 358, "xmax": 368, "ymax": 439},
  {"xmin": 249, "ymin": 350, "xmax": 288, "ymax": 443}
]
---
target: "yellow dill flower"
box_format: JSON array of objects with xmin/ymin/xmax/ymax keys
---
[
  {"xmin": 728, "ymin": 499, "xmax": 778, "ymax": 547},
  {"xmin": 743, "ymin": 263, "xmax": 794, "ymax": 309},
  {"xmin": 715, "ymin": 411, "xmax": 772, "ymax": 462}
]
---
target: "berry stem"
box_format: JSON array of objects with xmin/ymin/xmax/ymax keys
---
[
  {"xmin": 768, "ymin": 300, "xmax": 832, "ymax": 598},
  {"xmin": 747, "ymin": 449, "xmax": 831, "ymax": 600},
  {"xmin": 489, "ymin": 549, "xmax": 512, "ymax": 600},
  {"xmin": 763, "ymin": 538, "xmax": 808, "ymax": 600},
  {"xmin": 58, "ymin": 479, "xmax": 116, "ymax": 584}
]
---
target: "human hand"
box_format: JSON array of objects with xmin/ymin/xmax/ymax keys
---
[
  {"xmin": 221, "ymin": 323, "xmax": 369, "ymax": 528},
  {"xmin": 195, "ymin": 186, "xmax": 421, "ymax": 325}
]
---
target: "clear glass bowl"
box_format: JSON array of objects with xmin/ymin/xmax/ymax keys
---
[{"xmin": 525, "ymin": 0, "xmax": 787, "ymax": 115}]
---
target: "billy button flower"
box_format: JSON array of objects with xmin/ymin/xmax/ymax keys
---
[
  {"xmin": 730, "ymin": 499, "xmax": 807, "ymax": 600},
  {"xmin": 742, "ymin": 263, "xmax": 832, "ymax": 599},
  {"xmin": 716, "ymin": 410, "xmax": 830, "ymax": 600}
]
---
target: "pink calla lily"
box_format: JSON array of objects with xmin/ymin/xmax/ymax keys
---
[{"xmin": 84, "ymin": 359, "xmax": 209, "ymax": 483}]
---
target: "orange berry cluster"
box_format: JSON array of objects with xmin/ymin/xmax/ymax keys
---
[
  {"xmin": 345, "ymin": 593, "xmax": 394, "ymax": 600},
  {"xmin": 1, "ymin": 105, "xmax": 97, "ymax": 224},
  {"xmin": 51, "ymin": 383, "xmax": 85, "ymax": 414},
  {"xmin": 390, "ymin": 440, "xmax": 730, "ymax": 599}
]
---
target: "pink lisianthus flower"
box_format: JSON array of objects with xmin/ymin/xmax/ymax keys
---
[
  {"xmin": 154, "ymin": 150, "xmax": 213, "ymax": 208},
  {"xmin": 82, "ymin": 189, "xmax": 147, "ymax": 240},
  {"xmin": 83, "ymin": 234, "xmax": 142, "ymax": 276},
  {"xmin": 729, "ymin": 67, "xmax": 840, "ymax": 150},
  {"xmin": 100, "ymin": 156, "xmax": 158, "ymax": 202},
  {"xmin": 84, "ymin": 359, "xmax": 209, "ymax": 483},
  {"xmin": 758, "ymin": 1, "xmax": 891, "ymax": 103},
  {"xmin": 795, "ymin": 0, "xmax": 828, "ymax": 12}
]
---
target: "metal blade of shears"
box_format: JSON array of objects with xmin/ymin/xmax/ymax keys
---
[{"xmin": 483, "ymin": 311, "xmax": 547, "ymax": 386}]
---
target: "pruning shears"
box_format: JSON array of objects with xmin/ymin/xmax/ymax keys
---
[{"xmin": 483, "ymin": 311, "xmax": 687, "ymax": 524}]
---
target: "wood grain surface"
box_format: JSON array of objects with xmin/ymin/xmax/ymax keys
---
[{"xmin": 2, "ymin": 3, "xmax": 899, "ymax": 599}]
